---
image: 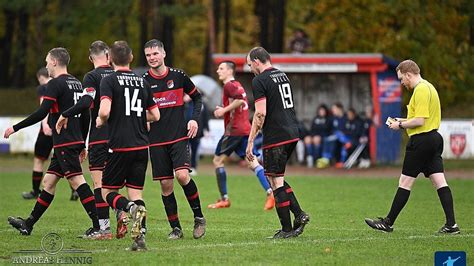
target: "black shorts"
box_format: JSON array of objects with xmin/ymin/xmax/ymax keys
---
[
  {"xmin": 34, "ymin": 132, "xmax": 53, "ymax": 160},
  {"xmin": 150, "ymin": 140, "xmax": 190, "ymax": 181},
  {"xmin": 102, "ymin": 149, "xmax": 148, "ymax": 190},
  {"xmin": 214, "ymin": 135, "xmax": 259, "ymax": 158},
  {"xmin": 47, "ymin": 144, "xmax": 83, "ymax": 179},
  {"xmin": 402, "ymin": 130, "xmax": 444, "ymax": 178},
  {"xmin": 263, "ymin": 141, "xmax": 297, "ymax": 178},
  {"xmin": 88, "ymin": 142, "xmax": 109, "ymax": 171}
]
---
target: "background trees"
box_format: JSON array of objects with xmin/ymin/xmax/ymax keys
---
[{"xmin": 0, "ymin": 0, "xmax": 472, "ymax": 115}]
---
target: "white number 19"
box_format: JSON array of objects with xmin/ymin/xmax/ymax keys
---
[{"xmin": 278, "ymin": 83, "xmax": 293, "ymax": 109}]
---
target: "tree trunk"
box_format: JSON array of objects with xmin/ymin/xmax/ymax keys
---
[
  {"xmin": 139, "ymin": 0, "xmax": 150, "ymax": 66},
  {"xmin": 223, "ymin": 0, "xmax": 230, "ymax": 52},
  {"xmin": 203, "ymin": 0, "xmax": 216, "ymax": 75},
  {"xmin": 271, "ymin": 0, "xmax": 285, "ymax": 53},
  {"xmin": 0, "ymin": 9, "xmax": 16, "ymax": 87},
  {"xmin": 12, "ymin": 9, "xmax": 29, "ymax": 87},
  {"xmin": 255, "ymin": 0, "xmax": 269, "ymax": 49},
  {"xmin": 162, "ymin": 0, "xmax": 174, "ymax": 67}
]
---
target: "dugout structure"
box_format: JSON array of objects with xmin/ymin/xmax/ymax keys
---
[{"xmin": 213, "ymin": 53, "xmax": 401, "ymax": 164}]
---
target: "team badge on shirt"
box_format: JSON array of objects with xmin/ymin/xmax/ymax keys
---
[{"xmin": 167, "ymin": 80, "xmax": 174, "ymax": 89}]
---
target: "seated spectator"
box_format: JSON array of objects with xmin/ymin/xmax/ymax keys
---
[
  {"xmin": 287, "ymin": 29, "xmax": 311, "ymax": 54},
  {"xmin": 305, "ymin": 104, "xmax": 331, "ymax": 168},
  {"xmin": 296, "ymin": 119, "xmax": 310, "ymax": 166},
  {"xmin": 358, "ymin": 106, "xmax": 374, "ymax": 168},
  {"xmin": 343, "ymin": 108, "xmax": 364, "ymax": 157},
  {"xmin": 317, "ymin": 102, "xmax": 352, "ymax": 168}
]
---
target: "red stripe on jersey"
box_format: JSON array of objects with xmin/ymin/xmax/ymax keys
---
[
  {"xmin": 100, "ymin": 96, "xmax": 112, "ymax": 102},
  {"xmin": 255, "ymin": 97, "xmax": 266, "ymax": 103},
  {"xmin": 262, "ymin": 138, "xmax": 299, "ymax": 150},
  {"xmin": 96, "ymin": 202, "xmax": 109, "ymax": 208},
  {"xmin": 153, "ymin": 88, "xmax": 184, "ymax": 109},
  {"xmin": 153, "ymin": 176, "xmax": 174, "ymax": 181},
  {"xmin": 50, "ymin": 102, "xmax": 59, "ymax": 114},
  {"xmin": 277, "ymin": 201, "xmax": 290, "ymax": 208},
  {"xmin": 46, "ymin": 170, "xmax": 63, "ymax": 177},
  {"xmin": 81, "ymin": 196, "xmax": 94, "ymax": 204},
  {"xmin": 148, "ymin": 67, "xmax": 169, "ymax": 79},
  {"xmin": 88, "ymin": 140, "xmax": 108, "ymax": 146},
  {"xmin": 125, "ymin": 183, "xmax": 143, "ymax": 190},
  {"xmin": 37, "ymin": 197, "xmax": 50, "ymax": 207},
  {"xmin": 112, "ymin": 145, "xmax": 148, "ymax": 152},
  {"xmin": 147, "ymin": 104, "xmax": 158, "ymax": 111},
  {"xmin": 187, "ymin": 87, "xmax": 197, "ymax": 95},
  {"xmin": 43, "ymin": 96, "xmax": 56, "ymax": 102},
  {"xmin": 98, "ymin": 65, "xmax": 111, "ymax": 68},
  {"xmin": 65, "ymin": 171, "xmax": 83, "ymax": 178},
  {"xmin": 149, "ymin": 136, "xmax": 189, "ymax": 147},
  {"xmin": 286, "ymin": 188, "xmax": 293, "ymax": 193},
  {"xmin": 85, "ymin": 87, "xmax": 95, "ymax": 93},
  {"xmin": 53, "ymin": 141, "xmax": 84, "ymax": 148}
]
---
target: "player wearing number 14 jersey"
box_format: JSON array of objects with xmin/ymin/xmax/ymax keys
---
[
  {"xmin": 97, "ymin": 41, "xmax": 160, "ymax": 251},
  {"xmin": 245, "ymin": 47, "xmax": 309, "ymax": 239}
]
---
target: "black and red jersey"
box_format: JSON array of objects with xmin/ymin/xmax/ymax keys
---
[
  {"xmin": 143, "ymin": 67, "xmax": 199, "ymax": 146},
  {"xmin": 100, "ymin": 70, "xmax": 157, "ymax": 151},
  {"xmin": 251, "ymin": 67, "xmax": 299, "ymax": 149},
  {"xmin": 36, "ymin": 84, "xmax": 48, "ymax": 133},
  {"xmin": 82, "ymin": 65, "xmax": 114, "ymax": 145},
  {"xmin": 43, "ymin": 74, "xmax": 85, "ymax": 148}
]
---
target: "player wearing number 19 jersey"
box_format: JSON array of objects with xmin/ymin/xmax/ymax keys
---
[
  {"xmin": 246, "ymin": 47, "xmax": 309, "ymax": 239},
  {"xmin": 98, "ymin": 41, "xmax": 160, "ymax": 251},
  {"xmin": 143, "ymin": 39, "xmax": 206, "ymax": 240}
]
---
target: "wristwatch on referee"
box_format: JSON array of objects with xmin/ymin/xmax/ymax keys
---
[{"xmin": 398, "ymin": 121, "xmax": 404, "ymax": 129}]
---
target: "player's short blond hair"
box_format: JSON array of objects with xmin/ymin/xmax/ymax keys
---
[{"xmin": 396, "ymin": 60, "xmax": 420, "ymax": 75}]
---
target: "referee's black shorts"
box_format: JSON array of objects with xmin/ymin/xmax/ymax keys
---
[{"xmin": 402, "ymin": 130, "xmax": 444, "ymax": 178}]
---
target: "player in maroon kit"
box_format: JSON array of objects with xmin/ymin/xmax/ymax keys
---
[
  {"xmin": 143, "ymin": 39, "xmax": 206, "ymax": 240},
  {"xmin": 246, "ymin": 47, "xmax": 310, "ymax": 239},
  {"xmin": 208, "ymin": 61, "xmax": 274, "ymax": 210}
]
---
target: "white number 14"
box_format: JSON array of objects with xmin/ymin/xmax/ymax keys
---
[{"xmin": 124, "ymin": 87, "xmax": 143, "ymax": 117}]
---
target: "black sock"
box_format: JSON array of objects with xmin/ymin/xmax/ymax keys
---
[
  {"xmin": 181, "ymin": 179, "xmax": 203, "ymax": 218},
  {"xmin": 94, "ymin": 188, "xmax": 109, "ymax": 220},
  {"xmin": 106, "ymin": 192, "xmax": 132, "ymax": 212},
  {"xmin": 273, "ymin": 186, "xmax": 292, "ymax": 232},
  {"xmin": 76, "ymin": 183, "xmax": 100, "ymax": 229},
  {"xmin": 162, "ymin": 192, "xmax": 181, "ymax": 229},
  {"xmin": 284, "ymin": 181, "xmax": 302, "ymax": 216},
  {"xmin": 437, "ymin": 186, "xmax": 456, "ymax": 226},
  {"xmin": 134, "ymin": 200, "xmax": 147, "ymax": 233},
  {"xmin": 26, "ymin": 190, "xmax": 54, "ymax": 228},
  {"xmin": 386, "ymin": 187, "xmax": 411, "ymax": 225},
  {"xmin": 32, "ymin": 171, "xmax": 43, "ymax": 194}
]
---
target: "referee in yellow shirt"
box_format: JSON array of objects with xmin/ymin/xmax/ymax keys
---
[{"xmin": 365, "ymin": 60, "xmax": 460, "ymax": 234}]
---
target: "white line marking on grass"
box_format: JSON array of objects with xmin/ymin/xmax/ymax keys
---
[{"xmin": 87, "ymin": 234, "xmax": 474, "ymax": 253}]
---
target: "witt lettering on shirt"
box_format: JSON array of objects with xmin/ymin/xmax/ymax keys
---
[{"xmin": 153, "ymin": 88, "xmax": 184, "ymax": 108}]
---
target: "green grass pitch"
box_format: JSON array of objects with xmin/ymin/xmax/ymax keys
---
[{"xmin": 0, "ymin": 162, "xmax": 472, "ymax": 265}]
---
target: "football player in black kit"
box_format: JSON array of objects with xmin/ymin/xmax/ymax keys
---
[
  {"xmin": 245, "ymin": 47, "xmax": 310, "ymax": 239},
  {"xmin": 97, "ymin": 41, "xmax": 160, "ymax": 251},
  {"xmin": 4, "ymin": 48, "xmax": 100, "ymax": 238},
  {"xmin": 21, "ymin": 67, "xmax": 53, "ymax": 200},
  {"xmin": 56, "ymin": 41, "xmax": 116, "ymax": 239},
  {"xmin": 143, "ymin": 39, "xmax": 206, "ymax": 240}
]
